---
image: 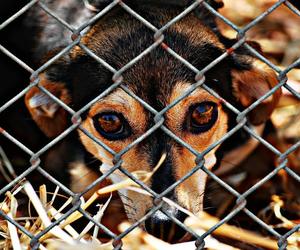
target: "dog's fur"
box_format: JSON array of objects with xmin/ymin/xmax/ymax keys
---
[{"xmin": 24, "ymin": 0, "xmax": 281, "ymax": 242}]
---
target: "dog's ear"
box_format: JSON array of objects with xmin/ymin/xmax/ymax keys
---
[
  {"xmin": 25, "ymin": 72, "xmax": 71, "ymax": 138},
  {"xmin": 231, "ymin": 55, "xmax": 281, "ymax": 125}
]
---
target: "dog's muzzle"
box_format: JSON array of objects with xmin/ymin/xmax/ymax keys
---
[{"xmin": 144, "ymin": 206, "xmax": 188, "ymax": 243}]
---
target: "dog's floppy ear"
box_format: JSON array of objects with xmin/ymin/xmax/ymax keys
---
[
  {"xmin": 25, "ymin": 72, "xmax": 71, "ymax": 138},
  {"xmin": 231, "ymin": 54, "xmax": 281, "ymax": 125}
]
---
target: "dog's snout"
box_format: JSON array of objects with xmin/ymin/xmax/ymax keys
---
[{"xmin": 144, "ymin": 209, "xmax": 188, "ymax": 243}]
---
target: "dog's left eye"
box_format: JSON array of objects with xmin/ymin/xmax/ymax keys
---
[
  {"xmin": 92, "ymin": 112, "xmax": 131, "ymax": 140},
  {"xmin": 188, "ymin": 102, "xmax": 218, "ymax": 133}
]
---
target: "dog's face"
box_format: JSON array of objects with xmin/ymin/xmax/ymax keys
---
[{"xmin": 25, "ymin": 4, "xmax": 281, "ymax": 242}]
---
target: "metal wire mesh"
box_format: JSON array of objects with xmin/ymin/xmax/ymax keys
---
[{"xmin": 0, "ymin": 0, "xmax": 299, "ymax": 249}]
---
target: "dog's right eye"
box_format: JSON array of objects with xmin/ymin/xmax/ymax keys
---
[
  {"xmin": 187, "ymin": 102, "xmax": 218, "ymax": 133},
  {"xmin": 92, "ymin": 112, "xmax": 131, "ymax": 140}
]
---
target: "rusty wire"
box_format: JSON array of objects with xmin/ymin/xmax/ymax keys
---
[{"xmin": 0, "ymin": 0, "xmax": 300, "ymax": 249}]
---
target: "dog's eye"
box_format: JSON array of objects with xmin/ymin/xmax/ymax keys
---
[
  {"xmin": 93, "ymin": 112, "xmax": 131, "ymax": 140},
  {"xmin": 188, "ymin": 102, "xmax": 218, "ymax": 133}
]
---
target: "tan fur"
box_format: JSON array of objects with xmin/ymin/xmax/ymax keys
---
[
  {"xmin": 25, "ymin": 74, "xmax": 71, "ymax": 137},
  {"xmin": 232, "ymin": 59, "xmax": 281, "ymax": 125},
  {"xmin": 167, "ymin": 82, "xmax": 228, "ymax": 214},
  {"xmin": 77, "ymin": 81, "xmax": 228, "ymax": 221},
  {"xmin": 69, "ymin": 161, "xmax": 110, "ymax": 199}
]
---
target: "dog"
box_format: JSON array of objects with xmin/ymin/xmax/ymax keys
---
[{"xmin": 24, "ymin": 0, "xmax": 281, "ymax": 242}]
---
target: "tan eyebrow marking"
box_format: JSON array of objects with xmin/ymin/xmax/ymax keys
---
[
  {"xmin": 89, "ymin": 89, "xmax": 131, "ymax": 116},
  {"xmin": 166, "ymin": 82, "xmax": 219, "ymax": 131},
  {"xmin": 102, "ymin": 89, "xmax": 130, "ymax": 106},
  {"xmin": 170, "ymin": 82, "xmax": 219, "ymax": 103}
]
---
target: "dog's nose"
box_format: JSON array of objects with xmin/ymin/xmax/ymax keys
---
[{"xmin": 144, "ymin": 209, "xmax": 188, "ymax": 243}]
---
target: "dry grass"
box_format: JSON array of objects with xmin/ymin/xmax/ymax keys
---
[{"xmin": 1, "ymin": 172, "xmax": 299, "ymax": 249}]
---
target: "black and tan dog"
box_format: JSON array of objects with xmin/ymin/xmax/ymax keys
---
[{"xmin": 24, "ymin": 0, "xmax": 281, "ymax": 242}]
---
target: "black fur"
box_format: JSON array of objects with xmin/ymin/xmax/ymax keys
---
[{"xmin": 27, "ymin": 1, "xmax": 260, "ymax": 174}]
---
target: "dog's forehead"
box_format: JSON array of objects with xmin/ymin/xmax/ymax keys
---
[
  {"xmin": 79, "ymin": 6, "xmax": 224, "ymax": 52},
  {"xmin": 68, "ymin": 7, "xmax": 231, "ymax": 110}
]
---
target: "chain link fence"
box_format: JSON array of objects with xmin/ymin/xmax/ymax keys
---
[{"xmin": 0, "ymin": 0, "xmax": 300, "ymax": 249}]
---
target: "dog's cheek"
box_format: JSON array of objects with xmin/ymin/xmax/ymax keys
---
[
  {"xmin": 124, "ymin": 190, "xmax": 154, "ymax": 225},
  {"xmin": 79, "ymin": 124, "xmax": 153, "ymax": 222},
  {"xmin": 115, "ymin": 151, "xmax": 154, "ymax": 224},
  {"xmin": 78, "ymin": 119, "xmax": 103, "ymax": 160},
  {"xmin": 172, "ymin": 149, "xmax": 218, "ymax": 214},
  {"xmin": 172, "ymin": 108, "xmax": 228, "ymax": 213},
  {"xmin": 79, "ymin": 119, "xmax": 126, "ymax": 180},
  {"xmin": 69, "ymin": 161, "xmax": 106, "ymax": 199},
  {"xmin": 172, "ymin": 148, "xmax": 207, "ymax": 213}
]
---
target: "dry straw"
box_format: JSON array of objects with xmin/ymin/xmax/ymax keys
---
[{"xmin": 0, "ymin": 154, "xmax": 298, "ymax": 249}]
